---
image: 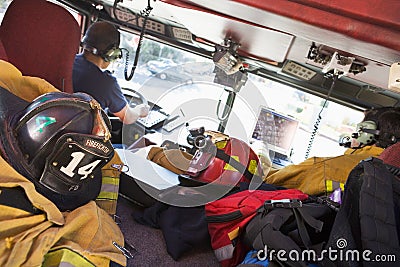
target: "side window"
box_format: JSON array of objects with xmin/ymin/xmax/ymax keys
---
[
  {"xmin": 0, "ymin": 0, "xmax": 12, "ymax": 59},
  {"xmin": 0, "ymin": 0, "xmax": 12, "ymax": 23}
]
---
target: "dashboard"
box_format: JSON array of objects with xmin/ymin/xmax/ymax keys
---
[{"xmin": 109, "ymin": 88, "xmax": 187, "ymax": 147}]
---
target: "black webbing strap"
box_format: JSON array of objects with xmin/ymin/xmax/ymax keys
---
[
  {"xmin": 246, "ymin": 207, "xmax": 294, "ymax": 248},
  {"xmin": 292, "ymin": 208, "xmax": 323, "ymax": 249},
  {"xmin": 0, "ymin": 187, "xmax": 42, "ymax": 214},
  {"xmin": 246, "ymin": 202, "xmax": 326, "ymax": 252},
  {"xmin": 215, "ymin": 149, "xmax": 262, "ymax": 181}
]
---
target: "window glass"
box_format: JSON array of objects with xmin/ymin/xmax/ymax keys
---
[
  {"xmin": 248, "ymin": 75, "xmax": 364, "ymax": 163},
  {"xmin": 0, "ymin": 0, "xmax": 12, "ymax": 22},
  {"xmin": 110, "ymin": 28, "xmax": 363, "ymax": 164}
]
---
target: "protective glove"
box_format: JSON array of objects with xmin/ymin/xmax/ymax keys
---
[{"xmin": 133, "ymin": 103, "xmax": 150, "ymax": 118}]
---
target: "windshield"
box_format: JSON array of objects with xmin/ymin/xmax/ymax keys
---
[{"xmin": 110, "ymin": 29, "xmax": 364, "ymax": 164}]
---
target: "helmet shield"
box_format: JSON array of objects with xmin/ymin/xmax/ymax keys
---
[{"xmin": 40, "ymin": 133, "xmax": 113, "ymax": 194}]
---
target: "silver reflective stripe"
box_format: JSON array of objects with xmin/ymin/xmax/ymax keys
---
[
  {"xmin": 100, "ymin": 183, "xmax": 118, "ymax": 193},
  {"xmin": 214, "ymin": 244, "xmax": 235, "ymax": 261}
]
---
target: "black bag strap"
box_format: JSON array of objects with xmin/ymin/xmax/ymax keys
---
[
  {"xmin": 292, "ymin": 208, "xmax": 312, "ymax": 248},
  {"xmin": 246, "ymin": 200, "xmax": 302, "ymax": 247},
  {"xmin": 245, "ymin": 207, "xmax": 295, "ymax": 250},
  {"xmin": 245, "ymin": 206, "xmax": 312, "ymax": 267},
  {"xmin": 292, "ymin": 207, "xmax": 324, "ymax": 250},
  {"xmin": 245, "ymin": 199, "xmax": 331, "ymax": 260},
  {"xmin": 215, "ymin": 149, "xmax": 263, "ymax": 182}
]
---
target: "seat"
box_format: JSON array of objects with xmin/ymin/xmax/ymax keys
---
[{"xmin": 0, "ymin": 0, "xmax": 81, "ymax": 93}]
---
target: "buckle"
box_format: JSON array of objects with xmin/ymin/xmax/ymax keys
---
[{"xmin": 263, "ymin": 199, "xmax": 302, "ymax": 209}]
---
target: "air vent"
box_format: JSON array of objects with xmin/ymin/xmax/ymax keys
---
[
  {"xmin": 172, "ymin": 27, "xmax": 192, "ymax": 42},
  {"xmin": 110, "ymin": 8, "xmax": 137, "ymax": 25},
  {"xmin": 282, "ymin": 61, "xmax": 317, "ymax": 81},
  {"xmin": 138, "ymin": 18, "xmax": 165, "ymax": 34}
]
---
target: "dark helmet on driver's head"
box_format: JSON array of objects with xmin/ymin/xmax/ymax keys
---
[
  {"xmin": 347, "ymin": 107, "xmax": 400, "ymax": 148},
  {"xmin": 81, "ymin": 21, "xmax": 122, "ymax": 62},
  {"xmin": 5, "ymin": 91, "xmax": 114, "ymax": 211},
  {"xmin": 374, "ymin": 109, "xmax": 400, "ymax": 148}
]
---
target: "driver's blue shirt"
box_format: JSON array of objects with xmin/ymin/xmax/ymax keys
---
[{"xmin": 72, "ymin": 54, "xmax": 127, "ymax": 114}]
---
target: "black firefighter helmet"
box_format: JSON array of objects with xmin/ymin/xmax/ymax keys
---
[
  {"xmin": 0, "ymin": 88, "xmax": 114, "ymax": 211},
  {"xmin": 81, "ymin": 21, "xmax": 122, "ymax": 62}
]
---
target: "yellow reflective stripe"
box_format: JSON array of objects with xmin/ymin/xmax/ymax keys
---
[
  {"xmin": 326, "ymin": 180, "xmax": 345, "ymax": 192},
  {"xmin": 42, "ymin": 248, "xmax": 95, "ymax": 267},
  {"xmin": 223, "ymin": 156, "xmax": 240, "ymax": 171},
  {"xmin": 102, "ymin": 176, "xmax": 120, "ymax": 186},
  {"xmin": 228, "ymin": 226, "xmax": 240, "ymax": 241},
  {"xmin": 216, "ymin": 141, "xmax": 228, "ymax": 149},
  {"xmin": 248, "ymin": 159, "xmax": 258, "ymax": 175},
  {"xmin": 326, "ymin": 180, "xmax": 333, "ymax": 192},
  {"xmin": 97, "ymin": 176, "xmax": 119, "ymax": 200},
  {"xmin": 97, "ymin": 191, "xmax": 118, "ymax": 200},
  {"xmin": 223, "ymin": 158, "xmax": 259, "ymax": 176}
]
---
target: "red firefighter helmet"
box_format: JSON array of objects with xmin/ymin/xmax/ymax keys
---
[{"xmin": 185, "ymin": 130, "xmax": 263, "ymax": 186}]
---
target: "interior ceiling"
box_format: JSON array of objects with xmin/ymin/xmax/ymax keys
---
[
  {"xmin": 159, "ymin": 0, "xmax": 400, "ymax": 89},
  {"xmin": 71, "ymin": 0, "xmax": 400, "ymax": 108}
]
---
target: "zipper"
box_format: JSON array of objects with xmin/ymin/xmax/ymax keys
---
[{"xmin": 206, "ymin": 210, "xmax": 243, "ymax": 223}]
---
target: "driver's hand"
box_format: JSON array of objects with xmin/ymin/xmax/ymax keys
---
[{"xmin": 133, "ymin": 103, "xmax": 150, "ymax": 118}]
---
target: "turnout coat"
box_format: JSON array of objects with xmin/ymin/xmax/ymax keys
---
[
  {"xmin": 265, "ymin": 146, "xmax": 384, "ymax": 195},
  {"xmin": 0, "ymin": 60, "xmax": 126, "ymax": 267}
]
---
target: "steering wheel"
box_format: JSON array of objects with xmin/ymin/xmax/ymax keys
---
[{"xmin": 121, "ymin": 87, "xmax": 148, "ymax": 108}]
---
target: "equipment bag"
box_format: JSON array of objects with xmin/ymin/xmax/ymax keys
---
[
  {"xmin": 243, "ymin": 196, "xmax": 337, "ymax": 267},
  {"xmin": 322, "ymin": 157, "xmax": 400, "ymax": 267},
  {"xmin": 205, "ymin": 189, "xmax": 308, "ymax": 267}
]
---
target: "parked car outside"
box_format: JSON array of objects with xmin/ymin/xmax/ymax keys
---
[{"xmin": 147, "ymin": 58, "xmax": 192, "ymax": 83}]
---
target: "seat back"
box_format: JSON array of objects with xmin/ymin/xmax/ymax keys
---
[{"xmin": 0, "ymin": 0, "xmax": 81, "ymax": 93}]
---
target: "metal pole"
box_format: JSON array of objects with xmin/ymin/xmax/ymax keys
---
[{"xmin": 217, "ymin": 91, "xmax": 236, "ymax": 133}]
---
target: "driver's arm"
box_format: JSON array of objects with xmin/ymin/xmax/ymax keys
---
[{"xmin": 113, "ymin": 103, "xmax": 150, "ymax": 124}]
